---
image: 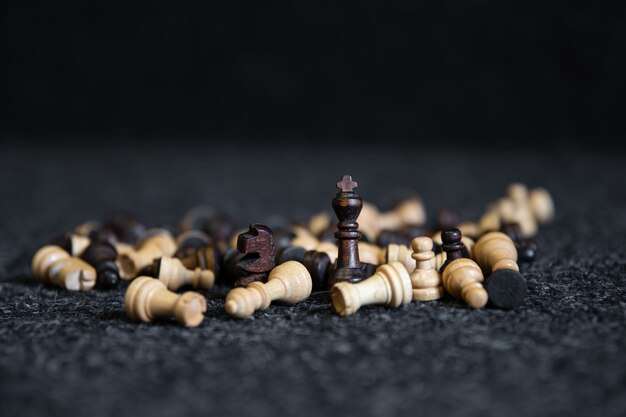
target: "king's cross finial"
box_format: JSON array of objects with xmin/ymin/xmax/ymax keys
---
[{"xmin": 337, "ymin": 175, "xmax": 358, "ymax": 192}]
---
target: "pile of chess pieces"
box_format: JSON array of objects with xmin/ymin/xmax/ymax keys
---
[{"xmin": 31, "ymin": 176, "xmax": 554, "ymax": 327}]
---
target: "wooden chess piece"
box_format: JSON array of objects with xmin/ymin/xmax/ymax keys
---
[
  {"xmin": 276, "ymin": 246, "xmax": 332, "ymax": 291},
  {"xmin": 331, "ymin": 262, "xmax": 412, "ymax": 316},
  {"xmin": 237, "ymin": 224, "xmax": 275, "ymax": 274},
  {"xmin": 117, "ymin": 229, "xmax": 177, "ymax": 280},
  {"xmin": 81, "ymin": 241, "xmax": 121, "ymax": 289},
  {"xmin": 384, "ymin": 243, "xmax": 414, "ymax": 274},
  {"xmin": 358, "ymin": 242, "xmax": 384, "ymax": 266},
  {"xmin": 153, "ymin": 256, "xmax": 215, "ymax": 291},
  {"xmin": 529, "ymin": 187, "xmax": 554, "ymax": 224},
  {"xmin": 225, "ymin": 261, "xmax": 312, "ymax": 319},
  {"xmin": 329, "ymin": 175, "xmax": 365, "ymax": 286},
  {"xmin": 410, "ymin": 237, "xmax": 444, "ymax": 301},
  {"xmin": 124, "ymin": 277, "xmax": 206, "ymax": 327},
  {"xmin": 473, "ymin": 232, "xmax": 527, "ymax": 310},
  {"xmin": 32, "ymin": 245, "xmax": 70, "ymax": 284},
  {"xmin": 439, "ymin": 229, "xmax": 464, "ymax": 273},
  {"xmin": 441, "ymin": 257, "xmax": 487, "ymax": 309},
  {"xmin": 32, "ymin": 245, "xmax": 96, "ymax": 291},
  {"xmin": 180, "ymin": 205, "xmax": 235, "ymax": 256}
]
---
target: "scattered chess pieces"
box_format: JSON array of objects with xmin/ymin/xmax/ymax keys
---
[
  {"xmin": 32, "ymin": 245, "xmax": 96, "ymax": 291},
  {"xmin": 117, "ymin": 229, "xmax": 177, "ymax": 280},
  {"xmin": 153, "ymin": 256, "xmax": 215, "ymax": 291},
  {"xmin": 329, "ymin": 175, "xmax": 366, "ymax": 286},
  {"xmin": 225, "ymin": 261, "xmax": 312, "ymax": 319},
  {"xmin": 331, "ymin": 262, "xmax": 412, "ymax": 317},
  {"xmin": 51, "ymin": 233, "xmax": 91, "ymax": 257},
  {"xmin": 473, "ymin": 232, "xmax": 527, "ymax": 310},
  {"xmin": 410, "ymin": 237, "xmax": 444, "ymax": 301},
  {"xmin": 81, "ymin": 241, "xmax": 121, "ymax": 289},
  {"xmin": 124, "ymin": 276, "xmax": 206, "ymax": 327}
]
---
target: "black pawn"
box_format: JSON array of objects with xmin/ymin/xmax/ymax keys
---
[
  {"xmin": 439, "ymin": 228, "xmax": 464, "ymax": 273},
  {"xmin": 484, "ymin": 269, "xmax": 527, "ymax": 310},
  {"xmin": 329, "ymin": 175, "xmax": 365, "ymax": 286},
  {"xmin": 81, "ymin": 241, "xmax": 121, "ymax": 289}
]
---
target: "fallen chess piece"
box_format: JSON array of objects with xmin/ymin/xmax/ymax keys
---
[
  {"xmin": 124, "ymin": 276, "xmax": 207, "ymax": 327},
  {"xmin": 331, "ymin": 262, "xmax": 412, "ymax": 316}
]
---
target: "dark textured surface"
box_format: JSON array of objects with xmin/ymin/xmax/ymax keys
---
[{"xmin": 0, "ymin": 142, "xmax": 625, "ymax": 417}]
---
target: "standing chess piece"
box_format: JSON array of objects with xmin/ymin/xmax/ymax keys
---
[
  {"xmin": 473, "ymin": 232, "xmax": 527, "ymax": 310},
  {"xmin": 153, "ymin": 256, "xmax": 215, "ymax": 291},
  {"xmin": 124, "ymin": 277, "xmax": 206, "ymax": 327},
  {"xmin": 229, "ymin": 224, "xmax": 276, "ymax": 287},
  {"xmin": 329, "ymin": 175, "xmax": 365, "ymax": 286},
  {"xmin": 439, "ymin": 229, "xmax": 465, "ymax": 273},
  {"xmin": 81, "ymin": 241, "xmax": 121, "ymax": 289},
  {"xmin": 331, "ymin": 262, "xmax": 412, "ymax": 316},
  {"xmin": 410, "ymin": 237, "xmax": 444, "ymax": 301},
  {"xmin": 225, "ymin": 261, "xmax": 312, "ymax": 319}
]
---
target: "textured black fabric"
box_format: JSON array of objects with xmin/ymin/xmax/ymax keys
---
[{"xmin": 0, "ymin": 143, "xmax": 625, "ymax": 417}]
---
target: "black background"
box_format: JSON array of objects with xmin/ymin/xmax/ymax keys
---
[{"xmin": 1, "ymin": 1, "xmax": 625, "ymax": 147}]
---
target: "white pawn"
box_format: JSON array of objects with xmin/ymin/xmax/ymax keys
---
[{"xmin": 410, "ymin": 237, "xmax": 444, "ymax": 301}]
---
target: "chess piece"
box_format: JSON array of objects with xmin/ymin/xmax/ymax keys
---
[
  {"xmin": 105, "ymin": 211, "xmax": 146, "ymax": 245},
  {"xmin": 51, "ymin": 233, "xmax": 91, "ymax": 257},
  {"xmin": 528, "ymin": 187, "xmax": 554, "ymax": 224},
  {"xmin": 457, "ymin": 222, "xmax": 480, "ymax": 239},
  {"xmin": 237, "ymin": 224, "xmax": 275, "ymax": 274},
  {"xmin": 153, "ymin": 256, "xmax": 215, "ymax": 291},
  {"xmin": 225, "ymin": 261, "xmax": 312, "ymax": 319},
  {"xmin": 331, "ymin": 262, "xmax": 412, "ymax": 316},
  {"xmin": 117, "ymin": 229, "xmax": 177, "ymax": 279},
  {"xmin": 276, "ymin": 245, "xmax": 308, "ymax": 265},
  {"xmin": 329, "ymin": 175, "xmax": 365, "ymax": 286},
  {"xmin": 358, "ymin": 242, "xmax": 384, "ymax": 266},
  {"xmin": 441, "ymin": 257, "xmax": 487, "ymax": 309},
  {"xmin": 74, "ymin": 220, "xmax": 102, "ymax": 238},
  {"xmin": 32, "ymin": 245, "xmax": 96, "ymax": 291},
  {"xmin": 410, "ymin": 237, "xmax": 444, "ymax": 301},
  {"xmin": 124, "ymin": 277, "xmax": 206, "ymax": 327},
  {"xmin": 32, "ymin": 245, "xmax": 70, "ymax": 283},
  {"xmin": 384, "ymin": 243, "xmax": 414, "ymax": 274},
  {"xmin": 81, "ymin": 241, "xmax": 121, "ymax": 289},
  {"xmin": 473, "ymin": 232, "xmax": 527, "ymax": 310},
  {"xmin": 478, "ymin": 207, "xmax": 501, "ymax": 234},
  {"xmin": 376, "ymin": 230, "xmax": 412, "ymax": 247},
  {"xmin": 439, "ymin": 229, "xmax": 464, "ymax": 273}
]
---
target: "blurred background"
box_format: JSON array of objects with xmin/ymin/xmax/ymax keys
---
[{"xmin": 1, "ymin": 1, "xmax": 624, "ymax": 148}]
